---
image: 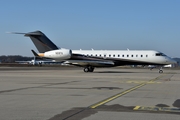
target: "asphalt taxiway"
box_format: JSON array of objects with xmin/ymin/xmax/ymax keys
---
[{"xmin": 0, "ymin": 67, "xmax": 179, "ymax": 120}]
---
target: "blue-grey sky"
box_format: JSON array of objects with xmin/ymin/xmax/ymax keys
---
[{"xmin": 0, "ymin": 0, "xmax": 180, "ymax": 57}]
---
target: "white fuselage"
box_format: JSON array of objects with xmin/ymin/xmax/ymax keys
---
[
  {"xmin": 71, "ymin": 50, "xmax": 175, "ymax": 65},
  {"xmin": 40, "ymin": 49, "xmax": 176, "ymax": 66}
]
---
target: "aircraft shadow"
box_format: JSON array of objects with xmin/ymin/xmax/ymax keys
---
[
  {"xmin": 173, "ymin": 99, "xmax": 180, "ymax": 108},
  {"xmin": 94, "ymin": 71, "xmax": 136, "ymax": 73}
]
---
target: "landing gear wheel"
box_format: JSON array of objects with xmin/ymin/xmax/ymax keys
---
[
  {"xmin": 39, "ymin": 62, "xmax": 42, "ymax": 67},
  {"xmin": 84, "ymin": 67, "xmax": 89, "ymax": 72},
  {"xmin": 88, "ymin": 66, "xmax": 94, "ymax": 72},
  {"xmin": 83, "ymin": 66, "xmax": 95, "ymax": 72},
  {"xmin": 159, "ymin": 70, "xmax": 163, "ymax": 73},
  {"xmin": 158, "ymin": 67, "xmax": 163, "ymax": 74}
]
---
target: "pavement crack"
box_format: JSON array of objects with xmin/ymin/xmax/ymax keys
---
[{"xmin": 0, "ymin": 81, "xmax": 80, "ymax": 94}]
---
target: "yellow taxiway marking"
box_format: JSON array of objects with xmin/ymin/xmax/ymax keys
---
[
  {"xmin": 90, "ymin": 75, "xmax": 165, "ymax": 109},
  {"xmin": 133, "ymin": 106, "xmax": 141, "ymax": 110},
  {"xmin": 90, "ymin": 83, "xmax": 145, "ymax": 108},
  {"xmin": 133, "ymin": 106, "xmax": 180, "ymax": 112},
  {"xmin": 127, "ymin": 81, "xmax": 161, "ymax": 84}
]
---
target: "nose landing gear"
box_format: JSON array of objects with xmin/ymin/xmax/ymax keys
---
[{"xmin": 159, "ymin": 67, "xmax": 163, "ymax": 73}]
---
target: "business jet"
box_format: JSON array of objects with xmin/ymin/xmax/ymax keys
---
[
  {"xmin": 16, "ymin": 59, "xmax": 60, "ymax": 66},
  {"xmin": 16, "ymin": 59, "xmax": 43, "ymax": 66},
  {"xmin": 11, "ymin": 31, "xmax": 177, "ymax": 73}
]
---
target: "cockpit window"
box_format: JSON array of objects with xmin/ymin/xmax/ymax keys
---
[{"xmin": 155, "ymin": 53, "xmax": 166, "ymax": 56}]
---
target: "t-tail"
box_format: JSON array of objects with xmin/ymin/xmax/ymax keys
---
[
  {"xmin": 25, "ymin": 31, "xmax": 59, "ymax": 53},
  {"xmin": 10, "ymin": 31, "xmax": 59, "ymax": 53}
]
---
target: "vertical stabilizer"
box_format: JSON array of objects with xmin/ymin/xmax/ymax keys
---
[{"xmin": 24, "ymin": 31, "xmax": 59, "ymax": 53}]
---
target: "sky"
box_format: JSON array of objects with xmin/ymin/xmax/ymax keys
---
[{"xmin": 0, "ymin": 0, "xmax": 180, "ymax": 57}]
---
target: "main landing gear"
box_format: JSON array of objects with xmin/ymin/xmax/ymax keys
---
[{"xmin": 84, "ymin": 66, "xmax": 94, "ymax": 72}]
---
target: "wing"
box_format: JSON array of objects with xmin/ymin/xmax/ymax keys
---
[
  {"xmin": 15, "ymin": 61, "xmax": 31, "ymax": 64},
  {"xmin": 42, "ymin": 61, "xmax": 63, "ymax": 64},
  {"xmin": 64, "ymin": 60, "xmax": 114, "ymax": 67}
]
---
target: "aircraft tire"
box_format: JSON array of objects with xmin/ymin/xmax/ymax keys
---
[
  {"xmin": 84, "ymin": 67, "xmax": 89, "ymax": 72},
  {"xmin": 159, "ymin": 70, "xmax": 163, "ymax": 73},
  {"xmin": 88, "ymin": 66, "xmax": 94, "ymax": 72},
  {"xmin": 89, "ymin": 68, "xmax": 94, "ymax": 72}
]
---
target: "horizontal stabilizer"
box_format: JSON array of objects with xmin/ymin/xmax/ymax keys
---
[
  {"xmin": 10, "ymin": 30, "xmax": 59, "ymax": 53},
  {"xmin": 7, "ymin": 31, "xmax": 42, "ymax": 36},
  {"xmin": 7, "ymin": 32, "xmax": 27, "ymax": 34}
]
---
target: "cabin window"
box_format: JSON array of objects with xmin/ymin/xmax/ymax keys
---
[
  {"xmin": 122, "ymin": 55, "xmax": 124, "ymax": 57},
  {"xmin": 104, "ymin": 55, "xmax": 106, "ymax": 57},
  {"xmin": 131, "ymin": 55, "xmax": 133, "ymax": 57},
  {"xmin": 95, "ymin": 54, "xmax": 97, "ymax": 56},
  {"xmin": 127, "ymin": 55, "xmax": 129, "ymax": 57},
  {"xmin": 156, "ymin": 53, "xmax": 161, "ymax": 56},
  {"xmin": 136, "ymin": 55, "xmax": 138, "ymax": 57},
  {"xmin": 141, "ymin": 55, "xmax": 143, "ymax": 57},
  {"xmin": 113, "ymin": 55, "xmax": 115, "ymax": 57},
  {"xmin": 156, "ymin": 53, "xmax": 166, "ymax": 56},
  {"xmin": 109, "ymin": 55, "xmax": 111, "ymax": 57},
  {"xmin": 146, "ymin": 55, "xmax": 148, "ymax": 57},
  {"xmin": 118, "ymin": 55, "xmax": 120, "ymax": 57}
]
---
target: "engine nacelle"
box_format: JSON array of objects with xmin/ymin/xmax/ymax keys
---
[{"xmin": 42, "ymin": 49, "xmax": 72, "ymax": 60}]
